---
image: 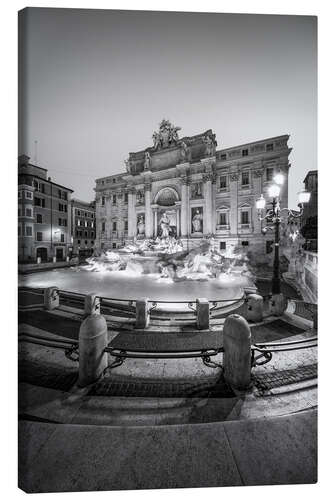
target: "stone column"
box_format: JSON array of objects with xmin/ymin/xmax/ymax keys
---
[
  {"xmin": 144, "ymin": 183, "xmax": 153, "ymax": 238},
  {"xmin": 229, "ymin": 172, "xmax": 239, "ymax": 236},
  {"xmin": 212, "ymin": 174, "xmax": 217, "ymax": 235},
  {"xmin": 180, "ymin": 176, "xmax": 189, "ymax": 237},
  {"xmin": 151, "ymin": 204, "xmax": 159, "ymax": 238},
  {"xmin": 252, "ymin": 168, "xmax": 263, "ymax": 235},
  {"xmin": 128, "ymin": 187, "xmax": 136, "ymax": 239},
  {"xmin": 203, "ymin": 174, "xmax": 213, "ymax": 235},
  {"xmin": 175, "ymin": 202, "xmax": 181, "ymax": 237}
]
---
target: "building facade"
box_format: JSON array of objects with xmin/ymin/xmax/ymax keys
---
[
  {"xmin": 300, "ymin": 170, "xmax": 317, "ymax": 252},
  {"xmin": 95, "ymin": 121, "xmax": 291, "ymax": 261},
  {"xmin": 70, "ymin": 199, "xmax": 96, "ymax": 259},
  {"xmin": 18, "ymin": 155, "xmax": 73, "ymax": 262}
]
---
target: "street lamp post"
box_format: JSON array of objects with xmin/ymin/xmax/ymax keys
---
[{"xmin": 256, "ymin": 172, "xmax": 310, "ymax": 296}]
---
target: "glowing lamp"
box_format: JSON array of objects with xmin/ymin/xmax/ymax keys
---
[
  {"xmin": 256, "ymin": 194, "xmax": 266, "ymax": 210},
  {"xmin": 273, "ymin": 172, "xmax": 284, "ymax": 186},
  {"xmin": 268, "ymin": 184, "xmax": 281, "ymax": 198},
  {"xmin": 298, "ymin": 190, "xmax": 311, "ymax": 204}
]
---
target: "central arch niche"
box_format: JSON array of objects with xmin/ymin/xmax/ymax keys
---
[{"xmin": 154, "ymin": 187, "xmax": 179, "ymax": 207}]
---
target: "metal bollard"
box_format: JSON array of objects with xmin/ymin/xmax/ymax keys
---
[
  {"xmin": 270, "ymin": 293, "xmax": 287, "ymax": 316},
  {"xmin": 196, "ymin": 298, "xmax": 210, "ymax": 330},
  {"xmin": 44, "ymin": 287, "xmax": 59, "ymax": 310},
  {"xmin": 242, "ymin": 294, "xmax": 263, "ymax": 323},
  {"xmin": 78, "ymin": 312, "xmax": 108, "ymax": 387},
  {"xmin": 223, "ymin": 314, "xmax": 252, "ymax": 390},
  {"xmin": 136, "ymin": 298, "xmax": 150, "ymax": 329},
  {"xmin": 84, "ymin": 293, "xmax": 100, "ymax": 316}
]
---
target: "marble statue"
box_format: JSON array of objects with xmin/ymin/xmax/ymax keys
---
[
  {"xmin": 204, "ymin": 135, "xmax": 216, "ymax": 156},
  {"xmin": 152, "ymin": 119, "xmax": 181, "ymax": 149},
  {"xmin": 143, "ymin": 151, "xmax": 151, "ymax": 171},
  {"xmin": 160, "ymin": 212, "xmax": 171, "ymax": 238},
  {"xmin": 192, "ymin": 209, "xmax": 203, "ymax": 233},
  {"xmin": 124, "ymin": 158, "xmax": 131, "ymax": 174},
  {"xmin": 180, "ymin": 141, "xmax": 190, "ymax": 162},
  {"xmin": 137, "ymin": 215, "xmax": 145, "ymax": 235}
]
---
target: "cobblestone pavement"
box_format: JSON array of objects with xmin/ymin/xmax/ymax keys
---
[{"xmin": 252, "ymin": 363, "xmax": 317, "ymax": 395}]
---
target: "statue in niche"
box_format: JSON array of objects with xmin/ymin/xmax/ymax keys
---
[
  {"xmin": 137, "ymin": 215, "xmax": 145, "ymax": 235},
  {"xmin": 159, "ymin": 212, "xmax": 171, "ymax": 239},
  {"xmin": 191, "ymin": 182, "xmax": 202, "ymax": 199},
  {"xmin": 136, "ymin": 190, "xmax": 144, "ymax": 204},
  {"xmin": 204, "ymin": 135, "xmax": 216, "ymax": 157},
  {"xmin": 180, "ymin": 141, "xmax": 190, "ymax": 162},
  {"xmin": 143, "ymin": 151, "xmax": 151, "ymax": 171},
  {"xmin": 192, "ymin": 209, "xmax": 203, "ymax": 233}
]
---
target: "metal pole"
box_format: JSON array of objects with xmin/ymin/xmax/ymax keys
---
[{"xmin": 271, "ymin": 197, "xmax": 281, "ymax": 294}]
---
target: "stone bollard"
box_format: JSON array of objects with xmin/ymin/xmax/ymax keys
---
[
  {"xmin": 223, "ymin": 314, "xmax": 252, "ymax": 390},
  {"xmin": 78, "ymin": 311, "xmax": 108, "ymax": 387},
  {"xmin": 44, "ymin": 287, "xmax": 59, "ymax": 310},
  {"xmin": 84, "ymin": 293, "xmax": 100, "ymax": 316},
  {"xmin": 136, "ymin": 298, "xmax": 150, "ymax": 329},
  {"xmin": 66, "ymin": 256, "xmax": 70, "ymax": 262},
  {"xmin": 196, "ymin": 298, "xmax": 210, "ymax": 330},
  {"xmin": 270, "ymin": 293, "xmax": 288, "ymax": 316},
  {"xmin": 37, "ymin": 257, "xmax": 41, "ymax": 264},
  {"xmin": 243, "ymin": 294, "xmax": 263, "ymax": 323},
  {"xmin": 53, "ymin": 256, "xmax": 56, "ymax": 263}
]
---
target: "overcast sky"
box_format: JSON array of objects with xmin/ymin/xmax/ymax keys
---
[{"xmin": 19, "ymin": 8, "xmax": 317, "ymax": 208}]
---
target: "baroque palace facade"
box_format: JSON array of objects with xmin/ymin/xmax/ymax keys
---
[{"xmin": 95, "ymin": 120, "xmax": 291, "ymax": 260}]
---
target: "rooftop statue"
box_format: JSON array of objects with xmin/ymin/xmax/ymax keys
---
[
  {"xmin": 204, "ymin": 135, "xmax": 216, "ymax": 157},
  {"xmin": 143, "ymin": 151, "xmax": 151, "ymax": 170},
  {"xmin": 180, "ymin": 141, "xmax": 191, "ymax": 162},
  {"xmin": 152, "ymin": 119, "xmax": 181, "ymax": 150}
]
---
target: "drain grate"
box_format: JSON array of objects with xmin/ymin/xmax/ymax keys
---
[
  {"xmin": 252, "ymin": 363, "xmax": 317, "ymax": 394},
  {"xmin": 89, "ymin": 376, "xmax": 235, "ymax": 398}
]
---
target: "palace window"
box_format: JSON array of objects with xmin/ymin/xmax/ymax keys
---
[
  {"xmin": 242, "ymin": 149, "xmax": 249, "ymax": 157},
  {"xmin": 124, "ymin": 220, "xmax": 128, "ymax": 231},
  {"xmin": 266, "ymin": 167, "xmax": 274, "ymax": 181},
  {"xmin": 18, "ymin": 207, "xmax": 22, "ymax": 217},
  {"xmin": 241, "ymin": 171, "xmax": 250, "ymax": 186},
  {"xmin": 78, "ymin": 240, "xmax": 81, "ymax": 244},
  {"xmin": 34, "ymin": 197, "xmax": 45, "ymax": 207},
  {"xmin": 36, "ymin": 214, "xmax": 43, "ymax": 223},
  {"xmin": 18, "ymin": 191, "xmax": 22, "ymax": 199},
  {"xmin": 25, "ymin": 226, "xmax": 33, "ymax": 237},
  {"xmin": 58, "ymin": 218, "xmax": 67, "ymax": 227},
  {"xmin": 112, "ymin": 243, "xmax": 117, "ymax": 249},
  {"xmin": 25, "ymin": 207, "xmax": 32, "ymax": 217},
  {"xmin": 102, "ymin": 222, "xmax": 105, "ymax": 232},
  {"xmin": 266, "ymin": 143, "xmax": 274, "ymax": 152},
  {"xmin": 242, "ymin": 241, "xmax": 249, "ymax": 247},
  {"xmin": 112, "ymin": 195, "xmax": 117, "ymax": 205},
  {"xmin": 241, "ymin": 210, "xmax": 249, "ymax": 225},
  {"xmin": 25, "ymin": 191, "xmax": 33, "ymax": 199},
  {"xmin": 85, "ymin": 240, "xmax": 88, "ymax": 245},
  {"xmin": 61, "ymin": 234, "xmax": 65, "ymax": 243},
  {"xmin": 101, "ymin": 196, "xmax": 105, "ymax": 206},
  {"xmin": 59, "ymin": 203, "xmax": 67, "ymax": 212},
  {"xmin": 220, "ymin": 154, "xmax": 227, "ymax": 161},
  {"xmin": 36, "ymin": 232, "xmax": 43, "ymax": 241},
  {"xmin": 220, "ymin": 175, "xmax": 227, "ymax": 190},
  {"xmin": 124, "ymin": 192, "xmax": 128, "ymax": 204},
  {"xmin": 220, "ymin": 242, "xmax": 226, "ymax": 250},
  {"xmin": 219, "ymin": 212, "xmax": 228, "ymax": 226},
  {"xmin": 266, "ymin": 240, "xmax": 274, "ymax": 254},
  {"xmin": 112, "ymin": 221, "xmax": 117, "ymax": 231}
]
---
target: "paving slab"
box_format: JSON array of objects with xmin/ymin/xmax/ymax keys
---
[
  {"xmin": 224, "ymin": 409, "xmax": 317, "ymax": 485},
  {"xmin": 19, "ymin": 420, "xmax": 242, "ymax": 492}
]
